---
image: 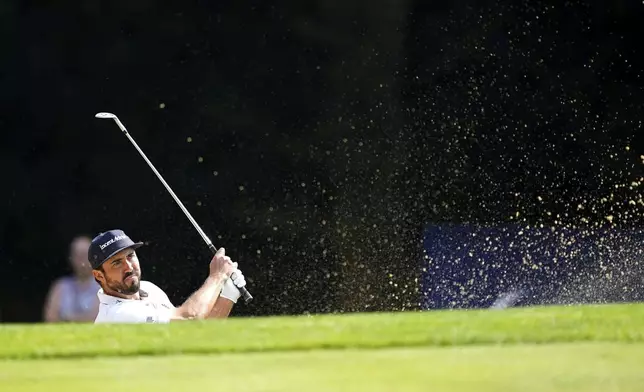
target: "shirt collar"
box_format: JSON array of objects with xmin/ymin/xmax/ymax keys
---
[{"xmin": 97, "ymin": 288, "xmax": 149, "ymax": 304}]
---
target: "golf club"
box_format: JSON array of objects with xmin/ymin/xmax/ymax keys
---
[{"xmin": 95, "ymin": 112, "xmax": 253, "ymax": 303}]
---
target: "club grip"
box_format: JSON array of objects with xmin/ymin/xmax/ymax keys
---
[
  {"xmin": 208, "ymin": 243, "xmax": 253, "ymax": 303},
  {"xmin": 238, "ymin": 286, "xmax": 254, "ymax": 302}
]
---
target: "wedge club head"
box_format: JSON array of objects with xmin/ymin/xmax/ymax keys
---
[{"xmin": 95, "ymin": 112, "xmax": 117, "ymax": 119}]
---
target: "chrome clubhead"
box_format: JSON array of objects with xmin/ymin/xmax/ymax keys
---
[
  {"xmin": 94, "ymin": 112, "xmax": 127, "ymax": 133},
  {"xmin": 95, "ymin": 112, "xmax": 117, "ymax": 119}
]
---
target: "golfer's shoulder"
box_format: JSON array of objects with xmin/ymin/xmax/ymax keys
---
[
  {"xmin": 140, "ymin": 280, "xmax": 171, "ymax": 300},
  {"xmin": 140, "ymin": 280, "xmax": 165, "ymax": 293}
]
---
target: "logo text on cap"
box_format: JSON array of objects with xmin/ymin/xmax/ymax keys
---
[{"xmin": 99, "ymin": 235, "xmax": 128, "ymax": 250}]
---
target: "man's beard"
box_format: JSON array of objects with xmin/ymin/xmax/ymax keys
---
[{"xmin": 105, "ymin": 270, "xmax": 141, "ymax": 295}]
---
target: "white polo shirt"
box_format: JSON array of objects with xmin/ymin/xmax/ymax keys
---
[{"xmin": 94, "ymin": 280, "xmax": 175, "ymax": 324}]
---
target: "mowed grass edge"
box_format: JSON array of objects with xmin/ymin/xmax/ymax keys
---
[
  {"xmin": 4, "ymin": 344, "xmax": 644, "ymax": 392},
  {"xmin": 1, "ymin": 302, "xmax": 642, "ymax": 360}
]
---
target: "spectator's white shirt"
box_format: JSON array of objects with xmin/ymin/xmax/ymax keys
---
[{"xmin": 94, "ymin": 280, "xmax": 175, "ymax": 324}]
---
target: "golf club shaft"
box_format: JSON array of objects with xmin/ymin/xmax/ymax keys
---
[{"xmin": 105, "ymin": 115, "xmax": 253, "ymax": 303}]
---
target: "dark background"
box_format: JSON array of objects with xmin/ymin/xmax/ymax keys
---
[{"xmin": 2, "ymin": 0, "xmax": 644, "ymax": 322}]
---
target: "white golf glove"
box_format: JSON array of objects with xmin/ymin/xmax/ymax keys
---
[{"xmin": 220, "ymin": 269, "xmax": 246, "ymax": 303}]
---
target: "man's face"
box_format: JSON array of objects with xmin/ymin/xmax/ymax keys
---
[
  {"xmin": 95, "ymin": 248, "xmax": 142, "ymax": 295},
  {"xmin": 69, "ymin": 237, "xmax": 92, "ymax": 278}
]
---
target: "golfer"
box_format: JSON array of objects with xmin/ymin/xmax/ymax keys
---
[{"xmin": 88, "ymin": 229, "xmax": 246, "ymax": 323}]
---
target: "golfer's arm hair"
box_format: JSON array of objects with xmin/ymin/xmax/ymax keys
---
[
  {"xmin": 207, "ymin": 296, "xmax": 235, "ymax": 319},
  {"xmin": 170, "ymin": 274, "xmax": 227, "ymax": 320}
]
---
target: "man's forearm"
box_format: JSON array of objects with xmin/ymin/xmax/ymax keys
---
[
  {"xmin": 207, "ymin": 296, "xmax": 235, "ymax": 319},
  {"xmin": 176, "ymin": 275, "xmax": 227, "ymax": 319}
]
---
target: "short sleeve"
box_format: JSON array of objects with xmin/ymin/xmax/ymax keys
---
[{"xmin": 107, "ymin": 301, "xmax": 173, "ymax": 324}]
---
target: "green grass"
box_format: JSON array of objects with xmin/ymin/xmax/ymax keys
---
[
  {"xmin": 1, "ymin": 303, "xmax": 643, "ymax": 391},
  {"xmin": 1, "ymin": 303, "xmax": 643, "ymax": 359},
  {"xmin": 1, "ymin": 344, "xmax": 643, "ymax": 391}
]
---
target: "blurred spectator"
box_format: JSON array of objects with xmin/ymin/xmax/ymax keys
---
[{"xmin": 43, "ymin": 235, "xmax": 100, "ymax": 322}]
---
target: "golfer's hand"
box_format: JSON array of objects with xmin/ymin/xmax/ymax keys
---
[
  {"xmin": 221, "ymin": 268, "xmax": 246, "ymax": 303},
  {"xmin": 209, "ymin": 248, "xmax": 237, "ymax": 280}
]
